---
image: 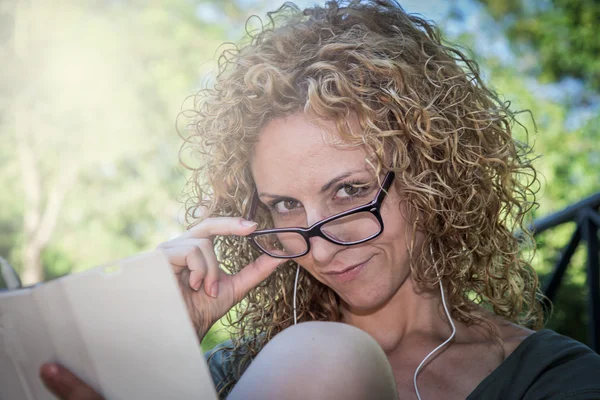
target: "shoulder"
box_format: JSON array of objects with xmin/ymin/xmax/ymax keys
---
[
  {"xmin": 520, "ymin": 330, "xmax": 600, "ymax": 398},
  {"xmin": 518, "ymin": 329, "xmax": 600, "ymax": 369},
  {"xmin": 470, "ymin": 329, "xmax": 600, "ymax": 400}
]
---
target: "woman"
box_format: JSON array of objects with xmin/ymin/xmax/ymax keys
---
[{"xmin": 39, "ymin": 1, "xmax": 600, "ymax": 399}]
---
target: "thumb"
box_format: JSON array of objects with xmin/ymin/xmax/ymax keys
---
[
  {"xmin": 40, "ymin": 363, "xmax": 103, "ymax": 400},
  {"xmin": 231, "ymin": 254, "xmax": 285, "ymax": 300}
]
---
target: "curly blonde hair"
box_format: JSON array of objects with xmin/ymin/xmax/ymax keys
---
[{"xmin": 180, "ymin": 0, "xmax": 542, "ymax": 395}]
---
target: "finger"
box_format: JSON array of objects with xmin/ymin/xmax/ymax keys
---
[
  {"xmin": 185, "ymin": 247, "xmax": 208, "ymax": 291},
  {"xmin": 182, "ymin": 217, "xmax": 258, "ymax": 239},
  {"xmin": 197, "ymin": 239, "xmax": 221, "ymax": 298},
  {"xmin": 188, "ymin": 268, "xmax": 206, "ymax": 292},
  {"xmin": 231, "ymin": 254, "xmax": 285, "ymax": 302},
  {"xmin": 158, "ymin": 239, "xmax": 222, "ymax": 297},
  {"xmin": 40, "ymin": 363, "xmax": 103, "ymax": 400},
  {"xmin": 161, "ymin": 246, "xmax": 207, "ymax": 290},
  {"xmin": 157, "ymin": 238, "xmax": 212, "ymax": 250}
]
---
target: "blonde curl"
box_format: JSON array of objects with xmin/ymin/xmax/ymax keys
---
[{"xmin": 178, "ymin": 1, "xmax": 543, "ymax": 396}]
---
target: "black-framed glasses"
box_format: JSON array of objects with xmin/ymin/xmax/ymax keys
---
[{"xmin": 246, "ymin": 171, "xmax": 395, "ymax": 259}]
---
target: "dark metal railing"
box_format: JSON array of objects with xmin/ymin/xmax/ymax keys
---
[
  {"xmin": 530, "ymin": 192, "xmax": 600, "ymax": 353},
  {"xmin": 2, "ymin": 193, "xmax": 600, "ymax": 352}
]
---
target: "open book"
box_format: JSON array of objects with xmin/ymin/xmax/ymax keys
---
[{"xmin": 0, "ymin": 251, "xmax": 218, "ymax": 400}]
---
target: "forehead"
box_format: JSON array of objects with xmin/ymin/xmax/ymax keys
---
[{"xmin": 250, "ymin": 113, "xmax": 371, "ymax": 194}]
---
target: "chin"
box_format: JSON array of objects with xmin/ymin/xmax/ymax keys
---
[{"xmin": 338, "ymin": 282, "xmax": 395, "ymax": 313}]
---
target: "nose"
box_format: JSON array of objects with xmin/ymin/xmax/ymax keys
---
[
  {"xmin": 305, "ymin": 206, "xmax": 327, "ymax": 228},
  {"xmin": 305, "ymin": 208, "xmax": 342, "ymax": 264},
  {"xmin": 308, "ymin": 236, "xmax": 342, "ymax": 265}
]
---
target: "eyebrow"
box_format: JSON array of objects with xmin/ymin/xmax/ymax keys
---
[{"xmin": 258, "ymin": 170, "xmax": 364, "ymax": 199}]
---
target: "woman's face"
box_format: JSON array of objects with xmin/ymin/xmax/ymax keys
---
[{"xmin": 251, "ymin": 113, "xmax": 420, "ymax": 312}]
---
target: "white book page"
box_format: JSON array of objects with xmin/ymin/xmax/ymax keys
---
[
  {"xmin": 0, "ymin": 289, "xmax": 55, "ymax": 400},
  {"xmin": 33, "ymin": 278, "xmax": 100, "ymax": 394},
  {"xmin": 0, "ymin": 251, "xmax": 218, "ymax": 400}
]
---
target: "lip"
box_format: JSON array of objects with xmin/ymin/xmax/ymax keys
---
[
  {"xmin": 324, "ymin": 257, "xmax": 372, "ymax": 275},
  {"xmin": 323, "ymin": 255, "xmax": 374, "ymax": 281}
]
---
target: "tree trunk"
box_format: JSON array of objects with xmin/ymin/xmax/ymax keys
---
[
  {"xmin": 16, "ymin": 109, "xmax": 44, "ymax": 285},
  {"xmin": 12, "ymin": 0, "xmax": 79, "ymax": 285},
  {"xmin": 21, "ymin": 240, "xmax": 42, "ymax": 285}
]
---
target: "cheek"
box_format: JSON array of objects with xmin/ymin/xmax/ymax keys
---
[
  {"xmin": 293, "ymin": 257, "xmax": 316, "ymax": 277},
  {"xmin": 296, "ymin": 260, "xmax": 335, "ymax": 289},
  {"xmin": 378, "ymin": 200, "xmax": 422, "ymax": 265},
  {"xmin": 380, "ymin": 198, "xmax": 411, "ymax": 239}
]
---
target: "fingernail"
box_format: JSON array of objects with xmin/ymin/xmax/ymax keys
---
[
  {"xmin": 193, "ymin": 280, "xmax": 202, "ymax": 291},
  {"xmin": 210, "ymin": 281, "xmax": 219, "ymax": 298},
  {"xmin": 240, "ymin": 220, "xmax": 258, "ymax": 227},
  {"xmin": 42, "ymin": 363, "xmax": 59, "ymax": 378}
]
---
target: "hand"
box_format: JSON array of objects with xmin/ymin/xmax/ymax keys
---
[
  {"xmin": 39, "ymin": 363, "xmax": 103, "ymax": 400},
  {"xmin": 157, "ymin": 216, "xmax": 284, "ymax": 339}
]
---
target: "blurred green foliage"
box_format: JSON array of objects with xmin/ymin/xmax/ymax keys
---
[
  {"xmin": 479, "ymin": 0, "xmax": 600, "ymax": 90},
  {"xmin": 0, "ymin": 0, "xmax": 598, "ymax": 353},
  {"xmin": 0, "ymin": 0, "xmax": 243, "ymax": 349},
  {"xmin": 487, "ymin": 64, "xmax": 597, "ymax": 345},
  {"xmin": 476, "ymin": 0, "xmax": 600, "ymax": 345}
]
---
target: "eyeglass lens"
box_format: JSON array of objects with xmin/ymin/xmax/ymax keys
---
[{"xmin": 252, "ymin": 210, "xmax": 382, "ymax": 257}]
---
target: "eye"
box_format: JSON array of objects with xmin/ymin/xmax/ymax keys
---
[
  {"xmin": 338, "ymin": 185, "xmax": 359, "ymax": 197},
  {"xmin": 336, "ymin": 184, "xmax": 367, "ymax": 198},
  {"xmin": 273, "ymin": 199, "xmax": 301, "ymax": 213}
]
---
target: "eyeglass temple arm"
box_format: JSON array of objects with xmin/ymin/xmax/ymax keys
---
[
  {"xmin": 374, "ymin": 171, "xmax": 395, "ymax": 204},
  {"xmin": 247, "ymin": 172, "xmax": 394, "ymax": 219},
  {"xmin": 247, "ymin": 188, "xmax": 259, "ymax": 221}
]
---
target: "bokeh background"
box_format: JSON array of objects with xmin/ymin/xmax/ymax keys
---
[{"xmin": 0, "ymin": 0, "xmax": 599, "ymax": 352}]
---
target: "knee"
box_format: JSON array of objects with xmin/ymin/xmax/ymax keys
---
[
  {"xmin": 267, "ymin": 321, "xmax": 384, "ymax": 364},
  {"xmin": 230, "ymin": 322, "xmax": 398, "ymax": 400}
]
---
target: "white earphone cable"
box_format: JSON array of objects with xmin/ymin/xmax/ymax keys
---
[
  {"xmin": 293, "ymin": 265, "xmax": 300, "ymax": 325},
  {"xmin": 291, "ymin": 251, "xmax": 455, "ymax": 399},
  {"xmin": 413, "ymin": 277, "xmax": 457, "ymax": 400}
]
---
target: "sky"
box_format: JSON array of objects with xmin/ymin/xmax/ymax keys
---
[
  {"xmin": 196, "ymin": 0, "xmax": 599, "ymax": 131},
  {"xmin": 198, "ymin": 0, "xmax": 452, "ymax": 27},
  {"xmin": 268, "ymin": 0, "xmax": 599, "ymax": 130},
  {"xmin": 277, "ymin": 0, "xmax": 451, "ymax": 20}
]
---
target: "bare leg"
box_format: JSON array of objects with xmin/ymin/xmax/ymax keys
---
[{"xmin": 227, "ymin": 321, "xmax": 398, "ymax": 400}]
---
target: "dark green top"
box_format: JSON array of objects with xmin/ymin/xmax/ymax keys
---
[
  {"xmin": 467, "ymin": 329, "xmax": 600, "ymax": 399},
  {"xmin": 206, "ymin": 329, "xmax": 600, "ymax": 399}
]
